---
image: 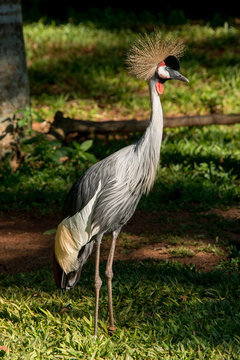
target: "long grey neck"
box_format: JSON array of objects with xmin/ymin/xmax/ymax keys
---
[
  {"xmin": 148, "ymin": 76, "xmax": 164, "ymax": 139},
  {"xmin": 135, "ymin": 76, "xmax": 164, "ymax": 193}
]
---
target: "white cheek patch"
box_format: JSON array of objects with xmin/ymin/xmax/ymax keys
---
[{"xmin": 157, "ymin": 65, "xmax": 170, "ymax": 80}]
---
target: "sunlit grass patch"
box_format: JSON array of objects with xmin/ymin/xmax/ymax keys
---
[
  {"xmin": 167, "ymin": 246, "xmax": 195, "ymax": 257},
  {"xmin": 1, "ymin": 260, "xmax": 240, "ymax": 359},
  {"xmin": 22, "ymin": 21, "xmax": 240, "ymax": 120}
]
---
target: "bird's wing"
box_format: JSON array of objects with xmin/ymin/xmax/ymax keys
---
[
  {"xmin": 62, "ymin": 156, "xmax": 115, "ymax": 219},
  {"xmin": 55, "ymin": 144, "xmax": 137, "ymax": 274},
  {"xmin": 55, "ymin": 153, "xmax": 120, "ymax": 274}
]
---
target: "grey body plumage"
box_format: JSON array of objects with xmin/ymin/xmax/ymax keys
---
[
  {"xmin": 53, "ymin": 31, "xmax": 189, "ymax": 336},
  {"xmin": 60, "ymin": 77, "xmax": 163, "ymax": 288},
  {"xmin": 64, "ymin": 85, "xmax": 161, "ymax": 235}
]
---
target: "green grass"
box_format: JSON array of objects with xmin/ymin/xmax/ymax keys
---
[
  {"xmin": 23, "ymin": 21, "xmax": 240, "ymax": 120},
  {"xmin": 1, "ymin": 20, "xmax": 240, "ymax": 211},
  {"xmin": 1, "ymin": 16, "xmax": 240, "ymax": 359},
  {"xmin": 167, "ymin": 246, "xmax": 195, "ymax": 258},
  {"xmin": 1, "ymin": 260, "xmax": 240, "ymax": 359},
  {"xmin": 1, "ymin": 123, "xmax": 240, "ymax": 212}
]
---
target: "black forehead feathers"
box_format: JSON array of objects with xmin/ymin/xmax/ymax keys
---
[{"xmin": 164, "ymin": 55, "xmax": 180, "ymax": 71}]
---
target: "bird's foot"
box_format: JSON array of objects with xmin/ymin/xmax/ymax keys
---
[{"xmin": 107, "ymin": 326, "xmax": 116, "ymax": 336}]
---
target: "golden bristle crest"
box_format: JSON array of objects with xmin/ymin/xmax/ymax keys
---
[{"xmin": 126, "ymin": 31, "xmax": 185, "ymax": 81}]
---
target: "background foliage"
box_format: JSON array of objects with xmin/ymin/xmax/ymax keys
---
[
  {"xmin": 0, "ymin": 6, "xmax": 240, "ymax": 359},
  {"xmin": 1, "ymin": 11, "xmax": 240, "ymax": 212}
]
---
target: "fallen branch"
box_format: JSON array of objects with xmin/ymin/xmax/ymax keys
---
[{"xmin": 48, "ymin": 111, "xmax": 240, "ymax": 140}]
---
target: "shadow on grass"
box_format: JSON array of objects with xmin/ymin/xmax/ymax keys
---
[
  {"xmin": 1, "ymin": 127, "xmax": 239, "ymax": 212},
  {"xmin": 162, "ymin": 149, "xmax": 240, "ymax": 179},
  {"xmin": 0, "ymin": 259, "xmax": 240, "ymax": 351},
  {"xmin": 26, "ymin": 24, "xmax": 240, "ymax": 106},
  {"xmin": 28, "ymin": 44, "xmax": 128, "ymax": 102},
  {"xmin": 0, "ymin": 169, "xmax": 235, "ymax": 213}
]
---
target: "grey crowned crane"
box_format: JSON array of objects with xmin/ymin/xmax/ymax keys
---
[{"xmin": 53, "ymin": 31, "xmax": 189, "ymax": 336}]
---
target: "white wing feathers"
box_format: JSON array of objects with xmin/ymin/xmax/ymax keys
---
[{"xmin": 55, "ymin": 180, "xmax": 102, "ymax": 274}]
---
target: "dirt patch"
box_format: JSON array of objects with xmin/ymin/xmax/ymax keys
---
[
  {"xmin": 100, "ymin": 239, "xmax": 224, "ymax": 272},
  {"xmin": 0, "ymin": 207, "xmax": 239, "ymax": 274}
]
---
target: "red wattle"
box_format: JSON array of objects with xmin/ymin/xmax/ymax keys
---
[{"xmin": 156, "ymin": 82, "xmax": 164, "ymax": 95}]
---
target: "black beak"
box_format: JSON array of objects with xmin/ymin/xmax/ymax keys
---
[
  {"xmin": 52, "ymin": 253, "xmax": 67, "ymax": 289},
  {"xmin": 168, "ymin": 68, "xmax": 189, "ymax": 83},
  {"xmin": 52, "ymin": 254, "xmax": 81, "ymax": 291}
]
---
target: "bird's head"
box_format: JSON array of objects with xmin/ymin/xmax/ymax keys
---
[
  {"xmin": 53, "ymin": 253, "xmax": 80, "ymax": 291},
  {"xmin": 126, "ymin": 31, "xmax": 189, "ymax": 95},
  {"xmin": 156, "ymin": 55, "xmax": 188, "ymax": 95},
  {"xmin": 53, "ymin": 223, "xmax": 82, "ymax": 291}
]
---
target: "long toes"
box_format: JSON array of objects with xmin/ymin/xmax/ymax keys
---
[{"xmin": 107, "ymin": 326, "xmax": 116, "ymax": 336}]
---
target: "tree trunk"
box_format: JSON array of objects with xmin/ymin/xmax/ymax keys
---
[{"xmin": 0, "ymin": 0, "xmax": 29, "ymax": 169}]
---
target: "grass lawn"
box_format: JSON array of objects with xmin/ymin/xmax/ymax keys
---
[
  {"xmin": 0, "ymin": 12, "xmax": 240, "ymax": 359},
  {"xmin": 23, "ymin": 20, "xmax": 240, "ymax": 121},
  {"xmin": 1, "ymin": 260, "xmax": 240, "ymax": 359}
]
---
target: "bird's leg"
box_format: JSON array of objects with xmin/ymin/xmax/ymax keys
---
[
  {"xmin": 105, "ymin": 229, "xmax": 120, "ymax": 335},
  {"xmin": 94, "ymin": 234, "xmax": 103, "ymax": 337}
]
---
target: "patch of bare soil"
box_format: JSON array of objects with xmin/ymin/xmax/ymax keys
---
[{"xmin": 0, "ymin": 207, "xmax": 239, "ymax": 274}]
